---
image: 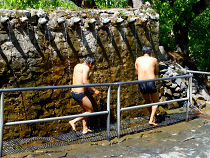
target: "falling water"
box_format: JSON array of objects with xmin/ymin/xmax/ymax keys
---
[
  {"xmin": 122, "ymin": 22, "xmax": 126, "ymax": 46},
  {"xmin": 26, "ymin": 21, "xmax": 30, "ymax": 36},
  {"xmin": 7, "ymin": 21, "xmax": 13, "ymax": 67},
  {"xmin": 46, "ymin": 23, "xmax": 54, "ymax": 84},
  {"xmin": 93, "ymin": 23, "xmax": 98, "ymax": 59},
  {"xmin": 134, "ymin": 24, "xmax": 138, "ymax": 58},
  {"xmin": 108, "ymin": 24, "xmax": 114, "ymax": 65},
  {"xmin": 63, "ymin": 22, "xmax": 71, "ymax": 81}
]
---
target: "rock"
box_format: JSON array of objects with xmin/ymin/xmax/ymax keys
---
[
  {"xmin": 173, "ymin": 93, "xmax": 180, "ymax": 98},
  {"xmin": 196, "ymin": 99, "xmax": 206, "ymax": 108},
  {"xmin": 175, "ymin": 78, "xmax": 182, "ymax": 86},
  {"xmin": 158, "ymin": 46, "xmax": 168, "ymax": 61},
  {"xmin": 164, "ymin": 87, "xmax": 172, "ymax": 96},
  {"xmin": 199, "ymin": 89, "xmax": 210, "ymax": 101},
  {"xmin": 192, "ymin": 87, "xmax": 198, "ymax": 94},
  {"xmin": 180, "ymin": 82, "xmax": 187, "ymax": 90},
  {"xmin": 168, "ymin": 102, "xmax": 179, "ymax": 109},
  {"xmin": 175, "ymin": 87, "xmax": 181, "ymax": 92},
  {"xmin": 158, "ymin": 106, "xmax": 167, "ymax": 114},
  {"xmin": 160, "ymin": 96, "xmax": 167, "ymax": 102},
  {"xmin": 170, "ymin": 83, "xmax": 177, "ymax": 89},
  {"xmin": 193, "ymin": 94, "xmax": 205, "ymax": 101}
]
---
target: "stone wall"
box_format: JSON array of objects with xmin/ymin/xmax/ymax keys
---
[
  {"xmin": 159, "ymin": 61, "xmax": 210, "ymax": 113},
  {"xmin": 0, "ymin": 5, "xmax": 159, "ymax": 139}
]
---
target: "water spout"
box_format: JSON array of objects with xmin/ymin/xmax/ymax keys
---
[
  {"xmin": 0, "ymin": 16, "xmax": 9, "ymax": 24},
  {"xmin": 57, "ymin": 17, "xmax": 65, "ymax": 24},
  {"xmin": 38, "ymin": 17, "xmax": 48, "ymax": 25},
  {"xmin": 138, "ymin": 13, "xmax": 148, "ymax": 22},
  {"xmin": 102, "ymin": 18, "xmax": 111, "ymax": 24},
  {"xmin": 128, "ymin": 17, "xmax": 138, "ymax": 23},
  {"xmin": 116, "ymin": 17, "xmax": 124, "ymax": 24},
  {"xmin": 20, "ymin": 16, "xmax": 28, "ymax": 23},
  {"xmin": 88, "ymin": 18, "xmax": 96, "ymax": 24},
  {"xmin": 73, "ymin": 17, "xmax": 81, "ymax": 23}
]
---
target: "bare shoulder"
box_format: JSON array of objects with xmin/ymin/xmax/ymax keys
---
[
  {"xmin": 136, "ymin": 56, "xmax": 142, "ymax": 62},
  {"xmin": 82, "ymin": 64, "xmax": 90, "ymax": 71},
  {"xmin": 151, "ymin": 57, "xmax": 158, "ymax": 62}
]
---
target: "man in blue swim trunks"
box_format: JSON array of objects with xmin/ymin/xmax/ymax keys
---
[
  {"xmin": 135, "ymin": 46, "xmax": 159, "ymax": 126},
  {"xmin": 69, "ymin": 57, "xmax": 100, "ymax": 134}
]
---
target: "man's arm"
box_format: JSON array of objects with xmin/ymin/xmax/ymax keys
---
[
  {"xmin": 135, "ymin": 61, "xmax": 138, "ymax": 75},
  {"xmin": 82, "ymin": 66, "xmax": 100, "ymax": 95},
  {"xmin": 154, "ymin": 58, "xmax": 159, "ymax": 77}
]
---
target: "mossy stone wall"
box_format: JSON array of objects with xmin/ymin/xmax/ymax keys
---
[{"xmin": 0, "ymin": 7, "xmax": 159, "ymax": 139}]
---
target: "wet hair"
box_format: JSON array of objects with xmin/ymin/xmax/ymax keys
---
[
  {"xmin": 142, "ymin": 46, "xmax": 152, "ymax": 54},
  {"xmin": 85, "ymin": 56, "xmax": 95, "ymax": 64}
]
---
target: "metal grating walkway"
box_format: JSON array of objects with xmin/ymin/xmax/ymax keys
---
[{"xmin": 2, "ymin": 111, "xmax": 197, "ymax": 156}]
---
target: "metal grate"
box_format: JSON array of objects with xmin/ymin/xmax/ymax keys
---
[{"xmin": 2, "ymin": 111, "xmax": 197, "ymax": 156}]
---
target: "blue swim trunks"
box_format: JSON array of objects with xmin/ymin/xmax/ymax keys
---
[
  {"xmin": 71, "ymin": 91, "xmax": 86, "ymax": 103},
  {"xmin": 138, "ymin": 81, "xmax": 157, "ymax": 94}
]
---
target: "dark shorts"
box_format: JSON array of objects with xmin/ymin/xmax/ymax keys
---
[
  {"xmin": 71, "ymin": 91, "xmax": 86, "ymax": 103},
  {"xmin": 138, "ymin": 81, "xmax": 157, "ymax": 94}
]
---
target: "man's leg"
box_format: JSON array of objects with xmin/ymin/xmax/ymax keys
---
[
  {"xmin": 69, "ymin": 96, "xmax": 93, "ymax": 133},
  {"xmin": 149, "ymin": 92, "xmax": 159, "ymax": 126},
  {"xmin": 80, "ymin": 96, "xmax": 94, "ymax": 134},
  {"xmin": 142, "ymin": 93, "xmax": 153, "ymax": 121}
]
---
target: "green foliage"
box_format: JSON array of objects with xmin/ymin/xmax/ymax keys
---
[
  {"xmin": 94, "ymin": 0, "xmax": 130, "ymax": 8},
  {"xmin": 189, "ymin": 6, "xmax": 210, "ymax": 71},
  {"xmin": 146, "ymin": 0, "xmax": 199, "ymax": 50},
  {"xmin": 147, "ymin": 0, "xmax": 209, "ymax": 71},
  {"xmin": 0, "ymin": 0, "xmax": 130, "ymax": 9},
  {"xmin": 0, "ymin": 0, "xmax": 79, "ymax": 9}
]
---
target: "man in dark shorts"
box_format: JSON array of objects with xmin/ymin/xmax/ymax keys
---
[
  {"xmin": 69, "ymin": 57, "xmax": 100, "ymax": 134},
  {"xmin": 135, "ymin": 46, "xmax": 159, "ymax": 126}
]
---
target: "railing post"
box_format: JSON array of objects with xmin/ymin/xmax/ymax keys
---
[
  {"xmin": 106, "ymin": 86, "xmax": 111, "ymax": 141},
  {"xmin": 117, "ymin": 85, "xmax": 121, "ymax": 139},
  {"xmin": 0, "ymin": 93, "xmax": 5, "ymax": 157},
  {"xmin": 190, "ymin": 75, "xmax": 193, "ymax": 106},
  {"xmin": 186, "ymin": 74, "xmax": 192, "ymax": 121}
]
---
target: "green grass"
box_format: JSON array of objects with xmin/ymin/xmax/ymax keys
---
[{"xmin": 0, "ymin": 0, "xmax": 79, "ymax": 10}]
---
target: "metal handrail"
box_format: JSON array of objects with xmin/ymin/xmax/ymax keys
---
[
  {"xmin": 0, "ymin": 74, "xmax": 193, "ymax": 157},
  {"xmin": 0, "ymin": 83, "xmax": 113, "ymax": 157},
  {"xmin": 0, "ymin": 74, "xmax": 192, "ymax": 93},
  {"xmin": 116, "ymin": 74, "xmax": 193, "ymax": 138},
  {"xmin": 187, "ymin": 70, "xmax": 210, "ymax": 75}
]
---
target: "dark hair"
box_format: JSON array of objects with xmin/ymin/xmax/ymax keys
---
[
  {"xmin": 142, "ymin": 46, "xmax": 152, "ymax": 54},
  {"xmin": 85, "ymin": 56, "xmax": 95, "ymax": 64}
]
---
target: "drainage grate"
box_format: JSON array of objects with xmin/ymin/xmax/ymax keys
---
[{"xmin": 2, "ymin": 111, "xmax": 197, "ymax": 156}]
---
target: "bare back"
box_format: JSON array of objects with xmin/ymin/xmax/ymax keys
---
[
  {"xmin": 72, "ymin": 63, "xmax": 90, "ymax": 93},
  {"xmin": 135, "ymin": 55, "xmax": 158, "ymax": 80}
]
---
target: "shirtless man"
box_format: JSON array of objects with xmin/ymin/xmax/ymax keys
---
[
  {"xmin": 69, "ymin": 57, "xmax": 100, "ymax": 134},
  {"xmin": 135, "ymin": 46, "xmax": 159, "ymax": 126}
]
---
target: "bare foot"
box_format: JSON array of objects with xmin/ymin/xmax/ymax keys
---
[
  {"xmin": 149, "ymin": 122, "xmax": 158, "ymax": 126},
  {"xmin": 69, "ymin": 120, "xmax": 77, "ymax": 132},
  {"xmin": 82, "ymin": 129, "xmax": 92, "ymax": 135}
]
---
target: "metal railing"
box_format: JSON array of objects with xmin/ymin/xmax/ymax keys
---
[
  {"xmin": 116, "ymin": 74, "xmax": 193, "ymax": 138},
  {"xmin": 0, "ymin": 83, "xmax": 115, "ymax": 157},
  {"xmin": 187, "ymin": 70, "xmax": 210, "ymax": 75},
  {"xmin": 0, "ymin": 74, "xmax": 195, "ymax": 157}
]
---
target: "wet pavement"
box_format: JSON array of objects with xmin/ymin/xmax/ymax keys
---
[{"xmin": 2, "ymin": 106, "xmax": 210, "ymax": 158}]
